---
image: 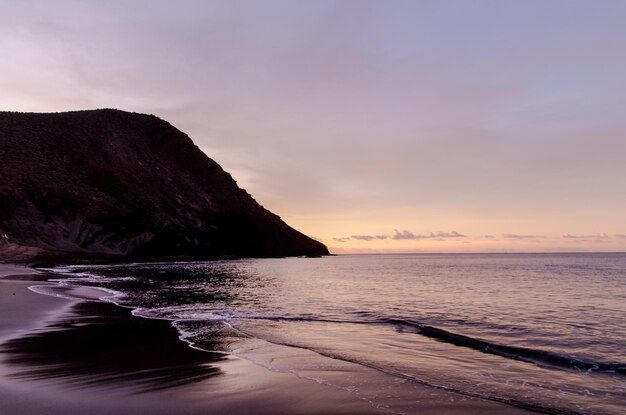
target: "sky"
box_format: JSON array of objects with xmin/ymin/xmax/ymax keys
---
[{"xmin": 2, "ymin": 0, "xmax": 626, "ymax": 253}]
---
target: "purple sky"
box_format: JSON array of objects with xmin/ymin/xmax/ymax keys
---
[{"xmin": 2, "ymin": 0, "xmax": 626, "ymax": 252}]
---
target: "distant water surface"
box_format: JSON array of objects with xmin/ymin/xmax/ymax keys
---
[{"xmin": 47, "ymin": 253, "xmax": 626, "ymax": 415}]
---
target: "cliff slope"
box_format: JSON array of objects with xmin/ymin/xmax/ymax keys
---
[{"xmin": 0, "ymin": 109, "xmax": 328, "ymax": 262}]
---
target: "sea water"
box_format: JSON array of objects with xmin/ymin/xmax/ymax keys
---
[{"xmin": 47, "ymin": 253, "xmax": 626, "ymax": 414}]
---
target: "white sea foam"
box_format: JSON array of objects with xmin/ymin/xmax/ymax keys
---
[{"xmin": 27, "ymin": 283, "xmax": 122, "ymax": 302}]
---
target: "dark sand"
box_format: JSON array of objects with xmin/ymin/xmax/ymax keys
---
[{"xmin": 0, "ymin": 265, "xmax": 537, "ymax": 415}]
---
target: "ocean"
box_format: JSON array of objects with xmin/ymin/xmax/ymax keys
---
[{"xmin": 38, "ymin": 253, "xmax": 625, "ymax": 415}]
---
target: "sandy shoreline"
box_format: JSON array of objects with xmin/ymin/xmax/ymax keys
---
[{"xmin": 0, "ymin": 264, "xmax": 537, "ymax": 415}]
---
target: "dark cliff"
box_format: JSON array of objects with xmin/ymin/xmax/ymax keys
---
[{"xmin": 0, "ymin": 109, "xmax": 329, "ymax": 262}]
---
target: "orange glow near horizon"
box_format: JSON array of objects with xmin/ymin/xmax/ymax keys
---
[{"xmin": 283, "ymin": 214, "xmax": 626, "ymax": 254}]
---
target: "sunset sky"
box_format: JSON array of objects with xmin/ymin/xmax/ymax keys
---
[{"xmin": 2, "ymin": 0, "xmax": 626, "ymax": 253}]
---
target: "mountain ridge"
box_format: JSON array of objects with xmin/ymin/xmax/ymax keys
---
[{"xmin": 0, "ymin": 109, "xmax": 328, "ymax": 263}]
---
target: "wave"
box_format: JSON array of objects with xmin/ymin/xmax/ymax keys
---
[
  {"xmin": 232, "ymin": 314, "xmax": 626, "ymax": 377},
  {"xmin": 387, "ymin": 319, "xmax": 626, "ymax": 376}
]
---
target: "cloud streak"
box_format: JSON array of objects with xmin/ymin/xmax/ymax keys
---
[
  {"xmin": 332, "ymin": 229, "xmax": 467, "ymax": 243},
  {"xmin": 332, "ymin": 237, "xmax": 350, "ymax": 243},
  {"xmin": 502, "ymin": 234, "xmax": 540, "ymax": 239},
  {"xmin": 563, "ymin": 233, "xmax": 610, "ymax": 239},
  {"xmin": 392, "ymin": 230, "xmax": 466, "ymax": 240},
  {"xmin": 351, "ymin": 234, "xmax": 389, "ymax": 241}
]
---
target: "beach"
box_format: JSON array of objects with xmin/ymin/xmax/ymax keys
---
[{"xmin": 0, "ymin": 263, "xmax": 541, "ymax": 415}]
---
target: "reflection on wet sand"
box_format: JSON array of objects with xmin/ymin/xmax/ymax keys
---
[{"xmin": 0, "ymin": 301, "xmax": 224, "ymax": 393}]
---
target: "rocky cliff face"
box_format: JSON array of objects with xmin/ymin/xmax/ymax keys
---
[{"xmin": 0, "ymin": 109, "xmax": 328, "ymax": 262}]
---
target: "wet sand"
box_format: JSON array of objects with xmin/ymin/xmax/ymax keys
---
[{"xmin": 0, "ymin": 265, "xmax": 537, "ymax": 415}]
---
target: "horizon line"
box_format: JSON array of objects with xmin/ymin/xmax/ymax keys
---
[{"xmin": 331, "ymin": 251, "xmax": 626, "ymax": 256}]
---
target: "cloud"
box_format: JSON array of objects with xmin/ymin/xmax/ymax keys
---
[
  {"xmin": 332, "ymin": 237, "xmax": 351, "ymax": 243},
  {"xmin": 563, "ymin": 233, "xmax": 610, "ymax": 239},
  {"xmin": 432, "ymin": 231, "xmax": 466, "ymax": 238},
  {"xmin": 351, "ymin": 234, "xmax": 389, "ymax": 241},
  {"xmin": 351, "ymin": 235, "xmax": 374, "ymax": 241},
  {"xmin": 614, "ymin": 234, "xmax": 626, "ymax": 239},
  {"xmin": 502, "ymin": 234, "xmax": 539, "ymax": 239},
  {"xmin": 392, "ymin": 230, "xmax": 416, "ymax": 240},
  {"xmin": 392, "ymin": 229, "xmax": 466, "ymax": 240},
  {"xmin": 334, "ymin": 230, "xmax": 468, "ymax": 242},
  {"xmin": 484, "ymin": 234, "xmax": 495, "ymax": 239}
]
